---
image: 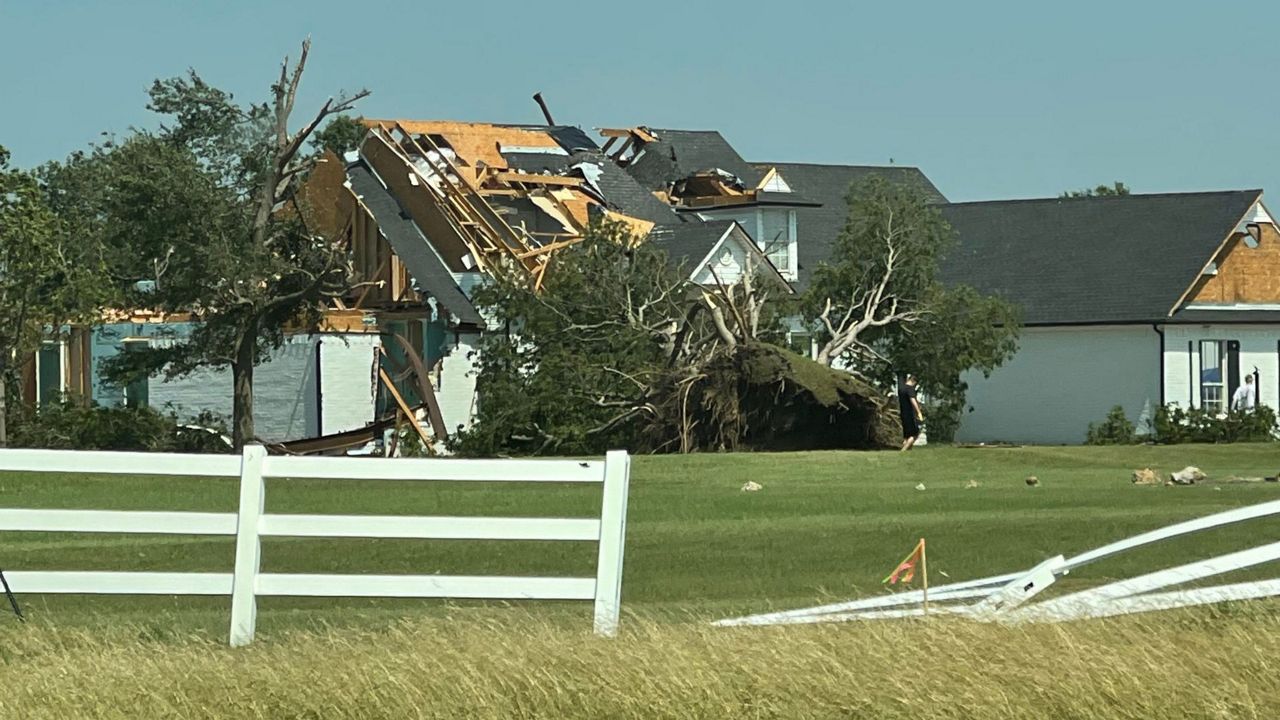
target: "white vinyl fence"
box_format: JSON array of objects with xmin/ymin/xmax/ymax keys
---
[
  {"xmin": 0, "ymin": 446, "xmax": 631, "ymax": 645},
  {"xmin": 715, "ymin": 494, "xmax": 1280, "ymax": 627}
]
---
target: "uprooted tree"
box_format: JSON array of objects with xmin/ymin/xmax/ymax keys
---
[
  {"xmin": 43, "ymin": 40, "xmax": 369, "ymax": 450},
  {"xmin": 454, "ymin": 221, "xmax": 901, "ymax": 456},
  {"xmin": 802, "ymin": 177, "xmax": 1020, "ymax": 440},
  {"xmin": 0, "ymin": 146, "xmax": 110, "ymax": 446}
]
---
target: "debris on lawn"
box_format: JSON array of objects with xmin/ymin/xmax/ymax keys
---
[
  {"xmin": 740, "ymin": 481, "xmax": 763, "ymax": 492},
  {"xmin": 1025, "ymin": 475, "xmax": 1040, "ymax": 487},
  {"xmin": 1132, "ymin": 468, "xmax": 1161, "ymax": 485},
  {"xmin": 915, "ymin": 483, "xmax": 927, "ymax": 491},
  {"xmin": 1169, "ymin": 466, "xmax": 1206, "ymax": 485},
  {"xmin": 964, "ymin": 479, "xmax": 980, "ymax": 489},
  {"xmin": 1218, "ymin": 476, "xmax": 1266, "ymax": 484}
]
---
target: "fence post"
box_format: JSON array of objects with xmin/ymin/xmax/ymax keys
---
[
  {"xmin": 229, "ymin": 444, "xmax": 267, "ymax": 647},
  {"xmin": 593, "ymin": 450, "xmax": 630, "ymax": 636}
]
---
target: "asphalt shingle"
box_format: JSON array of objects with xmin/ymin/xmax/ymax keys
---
[
  {"xmin": 626, "ymin": 129, "xmax": 763, "ymax": 191},
  {"xmin": 347, "ymin": 162, "xmax": 485, "ymax": 326},
  {"xmin": 750, "ymin": 162, "xmax": 947, "ymax": 288},
  {"xmin": 938, "ymin": 190, "xmax": 1262, "ymax": 325}
]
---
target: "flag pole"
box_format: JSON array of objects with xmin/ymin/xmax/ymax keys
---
[{"xmin": 920, "ymin": 538, "xmax": 929, "ymax": 616}]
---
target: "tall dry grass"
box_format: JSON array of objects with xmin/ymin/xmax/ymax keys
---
[{"xmin": 2, "ymin": 607, "xmax": 1279, "ymax": 719}]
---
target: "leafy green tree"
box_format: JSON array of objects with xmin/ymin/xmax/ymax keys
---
[
  {"xmin": 458, "ymin": 221, "xmax": 692, "ymax": 455},
  {"xmin": 309, "ymin": 114, "xmax": 368, "ymax": 157},
  {"xmin": 44, "ymin": 40, "xmax": 369, "ymax": 449},
  {"xmin": 802, "ymin": 177, "xmax": 1020, "ymax": 440},
  {"xmin": 456, "ymin": 220, "xmax": 804, "ymax": 455},
  {"xmin": 1061, "ymin": 181, "xmax": 1129, "ymax": 198},
  {"xmin": 0, "ymin": 146, "xmax": 108, "ymax": 445}
]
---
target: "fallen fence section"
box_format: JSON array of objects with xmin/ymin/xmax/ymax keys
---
[
  {"xmin": 0, "ymin": 446, "xmax": 631, "ymax": 645},
  {"xmin": 714, "ymin": 497, "xmax": 1280, "ymax": 627}
]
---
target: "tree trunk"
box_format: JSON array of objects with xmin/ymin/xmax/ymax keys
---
[
  {"xmin": 0, "ymin": 358, "xmax": 8, "ymax": 449},
  {"xmin": 231, "ymin": 323, "xmax": 257, "ymax": 451}
]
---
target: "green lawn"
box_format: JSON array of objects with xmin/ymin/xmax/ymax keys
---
[{"xmin": 2, "ymin": 443, "xmax": 1280, "ymax": 638}]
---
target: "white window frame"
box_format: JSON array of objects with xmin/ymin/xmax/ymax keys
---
[{"xmin": 1198, "ymin": 340, "xmax": 1227, "ymax": 413}]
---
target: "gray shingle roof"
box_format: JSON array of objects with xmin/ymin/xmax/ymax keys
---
[
  {"xmin": 751, "ymin": 162, "xmax": 948, "ymax": 288},
  {"xmin": 938, "ymin": 190, "xmax": 1262, "ymax": 325},
  {"xmin": 347, "ymin": 162, "xmax": 484, "ymax": 326},
  {"xmin": 626, "ymin": 129, "xmax": 763, "ymax": 191},
  {"xmin": 568, "ymin": 151, "xmax": 683, "ymax": 225},
  {"xmin": 646, "ymin": 221, "xmax": 733, "ymax": 268}
]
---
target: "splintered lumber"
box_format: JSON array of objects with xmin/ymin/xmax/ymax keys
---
[{"xmin": 379, "ymin": 368, "xmax": 434, "ymax": 449}]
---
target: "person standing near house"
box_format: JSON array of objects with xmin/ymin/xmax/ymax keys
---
[
  {"xmin": 899, "ymin": 374, "xmax": 924, "ymax": 451},
  {"xmin": 1232, "ymin": 373, "xmax": 1257, "ymax": 412}
]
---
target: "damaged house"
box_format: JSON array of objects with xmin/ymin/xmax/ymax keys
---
[{"xmin": 22, "ymin": 119, "xmax": 791, "ymax": 453}]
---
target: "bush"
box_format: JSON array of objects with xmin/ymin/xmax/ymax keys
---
[
  {"xmin": 1086, "ymin": 405, "xmax": 1138, "ymax": 445},
  {"xmin": 8, "ymin": 400, "xmax": 232, "ymax": 453},
  {"xmin": 922, "ymin": 398, "xmax": 963, "ymax": 445},
  {"xmin": 1152, "ymin": 404, "xmax": 1278, "ymax": 444}
]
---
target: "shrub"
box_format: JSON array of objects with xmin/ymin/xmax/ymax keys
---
[
  {"xmin": 8, "ymin": 400, "xmax": 232, "ymax": 453},
  {"xmin": 1086, "ymin": 405, "xmax": 1138, "ymax": 445},
  {"xmin": 1151, "ymin": 404, "xmax": 1278, "ymax": 444}
]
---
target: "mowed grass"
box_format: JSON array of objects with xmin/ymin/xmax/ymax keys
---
[
  {"xmin": 4, "ymin": 444, "xmax": 1280, "ymax": 718},
  {"xmin": 2, "ymin": 443, "xmax": 1279, "ymax": 634}
]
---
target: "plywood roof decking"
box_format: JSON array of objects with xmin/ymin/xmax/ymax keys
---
[{"xmin": 362, "ymin": 119, "xmax": 563, "ymax": 169}]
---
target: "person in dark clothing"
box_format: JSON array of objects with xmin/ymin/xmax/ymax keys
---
[{"xmin": 898, "ymin": 374, "xmax": 923, "ymax": 451}]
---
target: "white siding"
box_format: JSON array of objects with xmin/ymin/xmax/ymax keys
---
[
  {"xmin": 691, "ymin": 238, "xmax": 749, "ymax": 286},
  {"xmin": 150, "ymin": 333, "xmax": 379, "ymax": 443},
  {"xmin": 318, "ymin": 335, "xmax": 380, "ymax": 436},
  {"xmin": 956, "ymin": 326, "xmax": 1160, "ymax": 445},
  {"xmin": 1162, "ymin": 325, "xmax": 1280, "ymax": 411},
  {"xmin": 437, "ymin": 331, "xmax": 481, "ymax": 435}
]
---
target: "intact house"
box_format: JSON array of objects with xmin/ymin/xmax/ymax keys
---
[{"xmin": 938, "ymin": 189, "xmax": 1280, "ymax": 444}]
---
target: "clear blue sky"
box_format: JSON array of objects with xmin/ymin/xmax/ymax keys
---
[{"xmin": 3, "ymin": 0, "xmax": 1278, "ymax": 202}]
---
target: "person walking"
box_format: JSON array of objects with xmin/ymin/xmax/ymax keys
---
[
  {"xmin": 898, "ymin": 374, "xmax": 924, "ymax": 451},
  {"xmin": 1232, "ymin": 373, "xmax": 1257, "ymax": 412}
]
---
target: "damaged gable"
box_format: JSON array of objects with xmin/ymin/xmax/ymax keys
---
[{"xmin": 1182, "ymin": 199, "xmax": 1280, "ymax": 309}]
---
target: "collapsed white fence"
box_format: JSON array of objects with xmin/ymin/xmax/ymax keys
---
[
  {"xmin": 0, "ymin": 446, "xmax": 631, "ymax": 645},
  {"xmin": 716, "ymin": 496, "xmax": 1280, "ymax": 627}
]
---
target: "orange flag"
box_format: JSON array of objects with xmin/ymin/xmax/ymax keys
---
[{"xmin": 882, "ymin": 539, "xmax": 925, "ymax": 585}]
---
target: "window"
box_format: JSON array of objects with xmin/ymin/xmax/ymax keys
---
[
  {"xmin": 36, "ymin": 342, "xmax": 65, "ymax": 406},
  {"xmin": 123, "ymin": 340, "xmax": 150, "ymax": 409},
  {"xmin": 760, "ymin": 209, "xmax": 791, "ymax": 273},
  {"xmin": 1199, "ymin": 340, "xmax": 1226, "ymax": 413}
]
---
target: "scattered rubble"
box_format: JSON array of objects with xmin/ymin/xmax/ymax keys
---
[
  {"xmin": 964, "ymin": 479, "xmax": 980, "ymax": 489},
  {"xmin": 1025, "ymin": 475, "xmax": 1040, "ymax": 487},
  {"xmin": 1132, "ymin": 468, "xmax": 1160, "ymax": 486},
  {"xmin": 1169, "ymin": 466, "xmax": 1206, "ymax": 485},
  {"xmin": 915, "ymin": 483, "xmax": 927, "ymax": 491},
  {"xmin": 740, "ymin": 481, "xmax": 762, "ymax": 492}
]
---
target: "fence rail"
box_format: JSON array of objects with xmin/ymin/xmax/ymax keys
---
[{"xmin": 0, "ymin": 446, "xmax": 631, "ymax": 645}]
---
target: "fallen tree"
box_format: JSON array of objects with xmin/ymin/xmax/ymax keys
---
[{"xmin": 453, "ymin": 221, "xmax": 897, "ymax": 456}]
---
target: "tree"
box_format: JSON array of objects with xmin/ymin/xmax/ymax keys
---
[
  {"xmin": 309, "ymin": 114, "xmax": 368, "ymax": 157},
  {"xmin": 456, "ymin": 220, "xmax": 897, "ymax": 456},
  {"xmin": 1061, "ymin": 181, "xmax": 1129, "ymax": 198},
  {"xmin": 458, "ymin": 221, "xmax": 702, "ymax": 455},
  {"xmin": 802, "ymin": 177, "xmax": 1020, "ymax": 439},
  {"xmin": 46, "ymin": 40, "xmax": 369, "ymax": 449},
  {"xmin": 0, "ymin": 146, "xmax": 108, "ymax": 445}
]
